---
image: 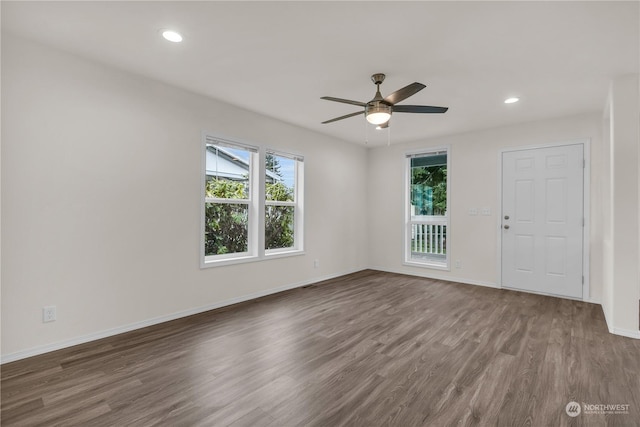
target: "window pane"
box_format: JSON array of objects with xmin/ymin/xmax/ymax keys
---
[
  {"xmin": 266, "ymin": 154, "xmax": 295, "ymax": 201},
  {"xmin": 410, "ymin": 156, "xmax": 447, "ymax": 216},
  {"xmin": 205, "ymin": 202, "xmax": 248, "ymax": 255},
  {"xmin": 205, "ymin": 144, "xmax": 251, "ymax": 199},
  {"xmin": 265, "ymin": 205, "xmax": 294, "ymax": 250}
]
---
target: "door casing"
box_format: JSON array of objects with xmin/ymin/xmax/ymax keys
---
[{"xmin": 497, "ymin": 139, "xmax": 591, "ymax": 301}]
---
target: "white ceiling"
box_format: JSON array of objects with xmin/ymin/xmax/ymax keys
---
[{"xmin": 2, "ymin": 1, "xmax": 638, "ymax": 146}]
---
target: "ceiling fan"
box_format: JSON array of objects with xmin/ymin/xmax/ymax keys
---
[{"xmin": 321, "ymin": 73, "xmax": 448, "ymax": 128}]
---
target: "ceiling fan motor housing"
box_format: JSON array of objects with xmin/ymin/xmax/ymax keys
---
[{"xmin": 366, "ymin": 101, "xmax": 392, "ymax": 115}]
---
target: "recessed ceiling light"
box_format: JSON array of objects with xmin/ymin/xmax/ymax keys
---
[
  {"xmin": 504, "ymin": 97, "xmax": 520, "ymax": 104},
  {"xmin": 162, "ymin": 30, "xmax": 183, "ymax": 43}
]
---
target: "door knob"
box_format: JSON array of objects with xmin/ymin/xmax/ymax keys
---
[
  {"xmin": 504, "ymin": 215, "xmax": 510, "ymax": 220},
  {"xmin": 504, "ymin": 225, "xmax": 510, "ymax": 229}
]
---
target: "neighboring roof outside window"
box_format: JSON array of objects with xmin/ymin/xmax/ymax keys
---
[{"xmin": 206, "ymin": 146, "xmax": 279, "ymax": 183}]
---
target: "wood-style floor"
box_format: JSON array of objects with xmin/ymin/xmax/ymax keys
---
[{"xmin": 2, "ymin": 270, "xmax": 640, "ymax": 426}]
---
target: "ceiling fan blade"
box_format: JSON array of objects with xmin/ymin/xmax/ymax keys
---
[
  {"xmin": 393, "ymin": 105, "xmax": 448, "ymax": 114},
  {"xmin": 321, "ymin": 96, "xmax": 367, "ymax": 107},
  {"xmin": 321, "ymin": 110, "xmax": 364, "ymax": 124},
  {"xmin": 384, "ymin": 82, "xmax": 426, "ymax": 105}
]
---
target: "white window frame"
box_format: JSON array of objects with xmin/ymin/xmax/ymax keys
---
[
  {"xmin": 403, "ymin": 146, "xmax": 451, "ymax": 271},
  {"xmin": 265, "ymin": 150, "xmax": 305, "ymax": 257},
  {"xmin": 201, "ymin": 133, "xmax": 304, "ymax": 268}
]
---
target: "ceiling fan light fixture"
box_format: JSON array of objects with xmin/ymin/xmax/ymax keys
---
[
  {"xmin": 367, "ymin": 112, "xmax": 391, "ymax": 125},
  {"xmin": 504, "ymin": 97, "xmax": 519, "ymax": 104},
  {"xmin": 366, "ymin": 103, "xmax": 391, "ymax": 125}
]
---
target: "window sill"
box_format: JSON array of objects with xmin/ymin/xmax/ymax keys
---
[
  {"xmin": 403, "ymin": 260, "xmax": 450, "ymax": 271},
  {"xmin": 201, "ymin": 254, "xmax": 259, "ymax": 269},
  {"xmin": 265, "ymin": 249, "xmax": 305, "ymax": 260},
  {"xmin": 201, "ymin": 249, "xmax": 305, "ymax": 269}
]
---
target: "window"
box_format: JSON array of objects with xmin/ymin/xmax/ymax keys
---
[
  {"xmin": 405, "ymin": 148, "xmax": 450, "ymax": 269},
  {"xmin": 265, "ymin": 151, "xmax": 303, "ymax": 253},
  {"xmin": 202, "ymin": 134, "xmax": 303, "ymax": 267},
  {"xmin": 203, "ymin": 139, "xmax": 258, "ymax": 260}
]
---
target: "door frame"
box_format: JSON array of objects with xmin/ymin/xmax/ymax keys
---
[{"xmin": 496, "ymin": 138, "xmax": 591, "ymax": 301}]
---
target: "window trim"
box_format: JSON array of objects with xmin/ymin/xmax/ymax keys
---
[
  {"xmin": 403, "ymin": 146, "xmax": 451, "ymax": 271},
  {"xmin": 201, "ymin": 133, "xmax": 304, "ymax": 268}
]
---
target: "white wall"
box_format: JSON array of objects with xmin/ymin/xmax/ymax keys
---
[
  {"xmin": 368, "ymin": 113, "xmax": 603, "ymax": 302},
  {"xmin": 1, "ymin": 35, "xmax": 369, "ymax": 360},
  {"xmin": 601, "ymin": 74, "xmax": 640, "ymax": 336},
  {"xmin": 3, "ymin": 34, "xmax": 636, "ymax": 362}
]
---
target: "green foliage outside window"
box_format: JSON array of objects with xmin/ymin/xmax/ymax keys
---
[
  {"xmin": 265, "ymin": 153, "xmax": 282, "ymax": 177},
  {"xmin": 265, "ymin": 181, "xmax": 294, "ymax": 250},
  {"xmin": 205, "ymin": 179, "xmax": 249, "ymax": 256},
  {"xmin": 411, "ymin": 165, "xmax": 447, "ymax": 215},
  {"xmin": 205, "ymin": 154, "xmax": 296, "ymax": 256},
  {"xmin": 265, "ymin": 153, "xmax": 295, "ymax": 250}
]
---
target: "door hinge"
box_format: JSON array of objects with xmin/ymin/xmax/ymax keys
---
[
  {"xmin": 583, "ymin": 159, "xmax": 586, "ymax": 168},
  {"xmin": 582, "ymin": 276, "xmax": 584, "ymax": 284},
  {"xmin": 582, "ymin": 218, "xmax": 585, "ymax": 226}
]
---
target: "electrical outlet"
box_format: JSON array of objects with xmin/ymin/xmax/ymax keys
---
[
  {"xmin": 481, "ymin": 207, "xmax": 491, "ymax": 216},
  {"xmin": 43, "ymin": 306, "xmax": 57, "ymax": 323},
  {"xmin": 314, "ymin": 259, "xmax": 320, "ymax": 268},
  {"xmin": 455, "ymin": 260, "xmax": 461, "ymax": 269},
  {"xmin": 469, "ymin": 208, "xmax": 478, "ymax": 216}
]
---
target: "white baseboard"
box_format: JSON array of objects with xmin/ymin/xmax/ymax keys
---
[
  {"xmin": 601, "ymin": 305, "xmax": 640, "ymax": 339},
  {"xmin": 609, "ymin": 327, "xmax": 640, "ymax": 339},
  {"xmin": 369, "ymin": 266, "xmax": 500, "ymax": 289},
  {"xmin": 0, "ymin": 268, "xmax": 364, "ymax": 364},
  {"xmin": 373, "ymin": 266, "xmax": 604, "ymax": 304}
]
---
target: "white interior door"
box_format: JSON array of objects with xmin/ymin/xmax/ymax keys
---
[{"xmin": 501, "ymin": 144, "xmax": 584, "ymax": 299}]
